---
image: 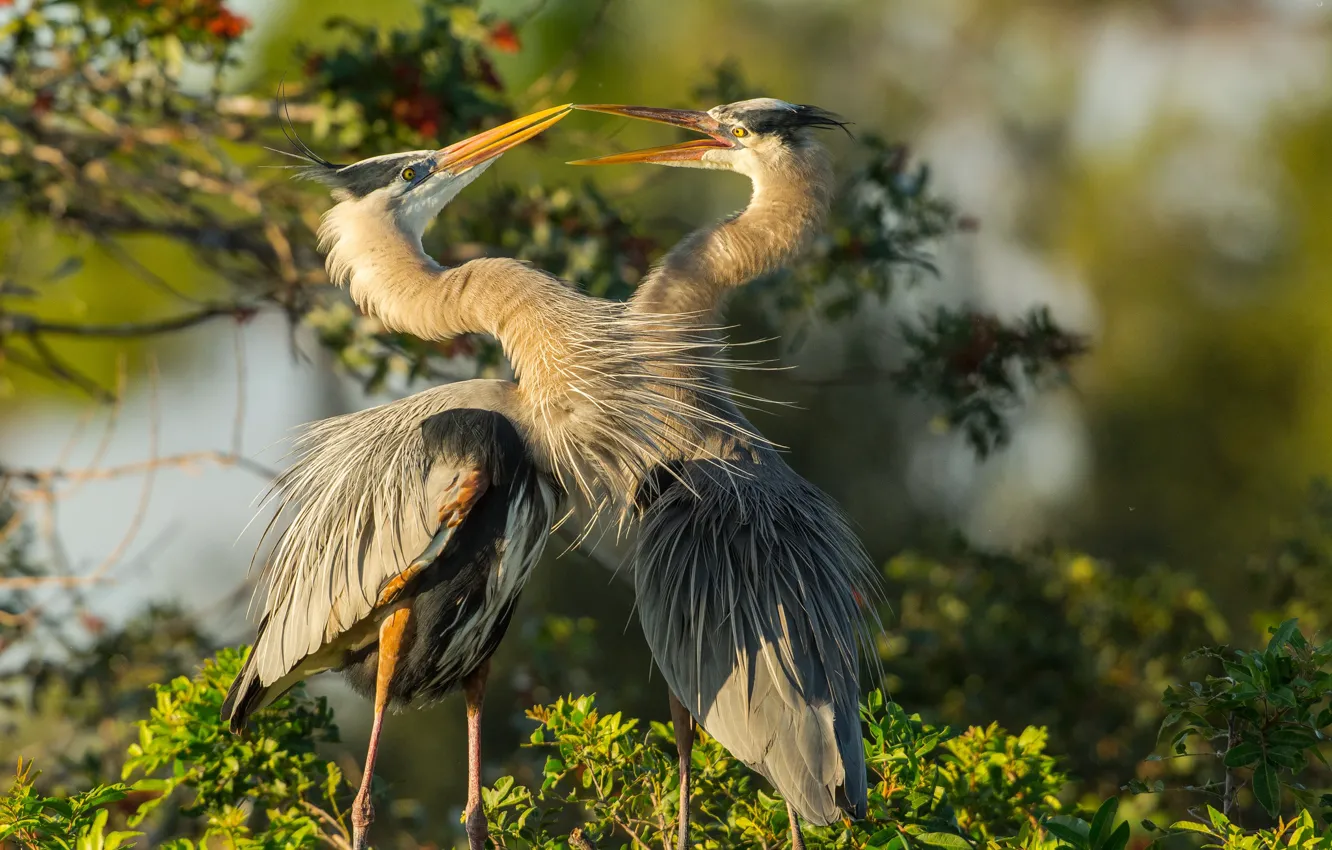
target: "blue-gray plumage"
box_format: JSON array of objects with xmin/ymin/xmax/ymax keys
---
[
  {"xmin": 634, "ymin": 455, "xmax": 871, "ymax": 825},
  {"xmin": 226, "ymin": 104, "xmax": 756, "ymax": 850},
  {"xmin": 223, "ymin": 408, "xmax": 555, "ymax": 728},
  {"xmin": 573, "ymin": 98, "xmax": 882, "ymax": 850},
  {"xmin": 222, "ymin": 390, "xmax": 558, "ymax": 850}
]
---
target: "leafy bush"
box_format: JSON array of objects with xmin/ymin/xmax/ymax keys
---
[
  {"xmin": 8, "ymin": 621, "xmax": 1332, "ymax": 849},
  {"xmin": 1, "ymin": 762, "xmax": 140, "ymax": 850}
]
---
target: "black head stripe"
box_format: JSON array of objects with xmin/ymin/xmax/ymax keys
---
[
  {"xmin": 289, "ymin": 152, "xmax": 425, "ymax": 199},
  {"xmin": 745, "ymin": 104, "xmax": 852, "ymax": 139},
  {"xmin": 330, "ymin": 156, "xmax": 417, "ymax": 199}
]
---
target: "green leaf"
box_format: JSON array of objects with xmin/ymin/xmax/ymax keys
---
[
  {"xmin": 1267, "ymin": 747, "xmax": 1305, "ymax": 770},
  {"xmin": 1268, "ymin": 619, "xmax": 1301, "ymax": 653},
  {"xmin": 1045, "ymin": 818, "xmax": 1091, "ymax": 848},
  {"xmin": 915, "ymin": 833, "xmax": 971, "ymax": 850},
  {"xmin": 1104, "ymin": 821, "xmax": 1131, "ymax": 850},
  {"xmin": 1089, "ymin": 798, "xmax": 1119, "ymax": 850},
  {"xmin": 1267, "ymin": 727, "xmax": 1318, "ymax": 749},
  {"xmin": 1223, "ymin": 740, "xmax": 1263, "ymax": 768},
  {"xmin": 1168, "ymin": 821, "xmax": 1216, "ymax": 836},
  {"xmin": 1253, "ymin": 761, "xmax": 1281, "ymax": 816},
  {"xmin": 44, "ymin": 797, "xmax": 74, "ymax": 817}
]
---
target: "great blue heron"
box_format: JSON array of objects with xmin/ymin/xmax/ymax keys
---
[
  {"xmin": 221, "ymin": 105, "xmax": 745, "ymax": 850},
  {"xmin": 571, "ymin": 99, "xmax": 882, "ymax": 850}
]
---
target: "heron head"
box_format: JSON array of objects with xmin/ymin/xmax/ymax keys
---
[
  {"xmin": 568, "ymin": 98, "xmax": 848, "ymax": 177},
  {"xmin": 288, "ymin": 104, "xmax": 573, "ymax": 239}
]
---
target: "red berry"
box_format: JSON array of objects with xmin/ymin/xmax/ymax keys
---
[{"xmin": 488, "ymin": 21, "xmax": 521, "ymax": 54}]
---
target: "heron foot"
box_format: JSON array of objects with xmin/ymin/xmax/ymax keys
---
[
  {"xmin": 465, "ymin": 800, "xmax": 489, "ymax": 850},
  {"xmin": 351, "ymin": 792, "xmax": 374, "ymax": 850}
]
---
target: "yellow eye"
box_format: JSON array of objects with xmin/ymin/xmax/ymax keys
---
[
  {"xmin": 401, "ymin": 167, "xmax": 416, "ymax": 181},
  {"xmin": 732, "ymin": 127, "xmax": 748, "ymax": 138}
]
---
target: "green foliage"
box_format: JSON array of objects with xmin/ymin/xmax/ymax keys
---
[
  {"xmin": 939, "ymin": 724, "xmax": 1066, "ymax": 841},
  {"xmin": 881, "ymin": 544, "xmax": 1229, "ymax": 793},
  {"xmin": 118, "ymin": 647, "xmax": 351, "ymax": 845},
  {"xmin": 1157, "ymin": 619, "xmax": 1332, "ymax": 818},
  {"xmin": 893, "ymin": 306, "xmax": 1086, "ymax": 458},
  {"xmin": 0, "ymin": 640, "xmax": 357, "ymax": 847},
  {"xmin": 480, "ymin": 689, "xmax": 1066, "ymax": 849},
  {"xmin": 1042, "ymin": 798, "xmax": 1131, "ymax": 850},
  {"xmin": 11, "ymin": 621, "xmax": 1332, "ymax": 849},
  {"xmin": 1163, "ymin": 807, "xmax": 1332, "ymax": 850},
  {"xmin": 786, "ymin": 138, "xmax": 967, "ymax": 313},
  {"xmin": 299, "ymin": 1, "xmax": 513, "ymax": 147},
  {"xmin": 766, "ymin": 126, "xmax": 1083, "ymax": 458},
  {"xmin": 0, "ymin": 761, "xmax": 140, "ymax": 850}
]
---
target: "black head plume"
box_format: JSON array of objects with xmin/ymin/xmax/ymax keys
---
[
  {"xmin": 263, "ymin": 80, "xmax": 343, "ymax": 181},
  {"xmin": 713, "ymin": 97, "xmax": 854, "ymax": 142},
  {"xmin": 786, "ymin": 104, "xmax": 854, "ymax": 139}
]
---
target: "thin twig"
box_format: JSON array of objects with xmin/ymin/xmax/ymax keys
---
[
  {"xmin": 6, "ymin": 303, "xmax": 260, "ymax": 339},
  {"xmin": 300, "ymin": 801, "xmax": 352, "ymax": 850},
  {"xmin": 59, "ymin": 355, "xmax": 127, "ymax": 504},
  {"xmin": 1222, "ymin": 714, "xmax": 1239, "ymax": 818},
  {"xmin": 0, "ymin": 449, "xmax": 278, "ymax": 488},
  {"xmin": 232, "ymin": 324, "xmax": 248, "ymax": 457},
  {"xmin": 20, "ymin": 333, "xmax": 115, "ymax": 401}
]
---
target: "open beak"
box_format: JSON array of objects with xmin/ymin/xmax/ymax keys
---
[
  {"xmin": 566, "ymin": 105, "xmax": 736, "ymax": 165},
  {"xmin": 432, "ymin": 104, "xmax": 573, "ymax": 175}
]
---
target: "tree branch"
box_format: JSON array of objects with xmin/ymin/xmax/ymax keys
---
[{"xmin": 4, "ymin": 303, "xmax": 261, "ymax": 339}]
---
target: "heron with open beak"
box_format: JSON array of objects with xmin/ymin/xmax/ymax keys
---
[{"xmin": 571, "ymin": 99, "xmax": 880, "ymax": 850}]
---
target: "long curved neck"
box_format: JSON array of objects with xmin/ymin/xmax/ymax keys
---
[
  {"xmin": 319, "ymin": 208, "xmax": 733, "ymax": 516},
  {"xmin": 630, "ymin": 147, "xmax": 835, "ymax": 321},
  {"xmin": 323, "ymin": 209, "xmax": 588, "ymax": 396}
]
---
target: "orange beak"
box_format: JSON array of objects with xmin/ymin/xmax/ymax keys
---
[
  {"xmin": 431, "ymin": 104, "xmax": 573, "ymax": 175},
  {"xmin": 567, "ymin": 105, "xmax": 738, "ymax": 165}
]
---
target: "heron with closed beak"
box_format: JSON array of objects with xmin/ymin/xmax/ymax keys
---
[{"xmin": 223, "ymin": 105, "xmax": 749, "ymax": 850}]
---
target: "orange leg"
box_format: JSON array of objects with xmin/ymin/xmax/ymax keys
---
[
  {"xmin": 788, "ymin": 801, "xmax": 806, "ymax": 850},
  {"xmin": 669, "ymin": 692, "xmax": 695, "ymax": 850},
  {"xmin": 463, "ymin": 660, "xmax": 490, "ymax": 850},
  {"xmin": 351, "ymin": 607, "xmax": 412, "ymax": 850}
]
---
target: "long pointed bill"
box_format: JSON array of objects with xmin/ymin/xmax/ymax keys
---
[
  {"xmin": 432, "ymin": 104, "xmax": 573, "ymax": 175},
  {"xmin": 567, "ymin": 104, "xmax": 735, "ymax": 165}
]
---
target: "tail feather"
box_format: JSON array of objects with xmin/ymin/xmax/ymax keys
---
[{"xmin": 221, "ymin": 650, "xmax": 267, "ymax": 734}]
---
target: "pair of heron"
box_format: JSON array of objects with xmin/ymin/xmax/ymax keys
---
[{"xmin": 221, "ymin": 98, "xmax": 880, "ymax": 850}]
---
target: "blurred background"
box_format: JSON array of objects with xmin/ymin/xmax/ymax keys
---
[{"xmin": 4, "ymin": 0, "xmax": 1332, "ymax": 845}]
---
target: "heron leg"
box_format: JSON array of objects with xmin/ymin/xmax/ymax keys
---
[
  {"xmin": 787, "ymin": 801, "xmax": 806, "ymax": 850},
  {"xmin": 352, "ymin": 607, "xmax": 412, "ymax": 850},
  {"xmin": 464, "ymin": 660, "xmax": 490, "ymax": 850},
  {"xmin": 669, "ymin": 692, "xmax": 695, "ymax": 850}
]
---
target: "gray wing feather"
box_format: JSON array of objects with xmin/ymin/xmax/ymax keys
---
[
  {"xmin": 246, "ymin": 380, "xmax": 516, "ymax": 690},
  {"xmin": 634, "ymin": 452, "xmax": 876, "ymax": 823}
]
